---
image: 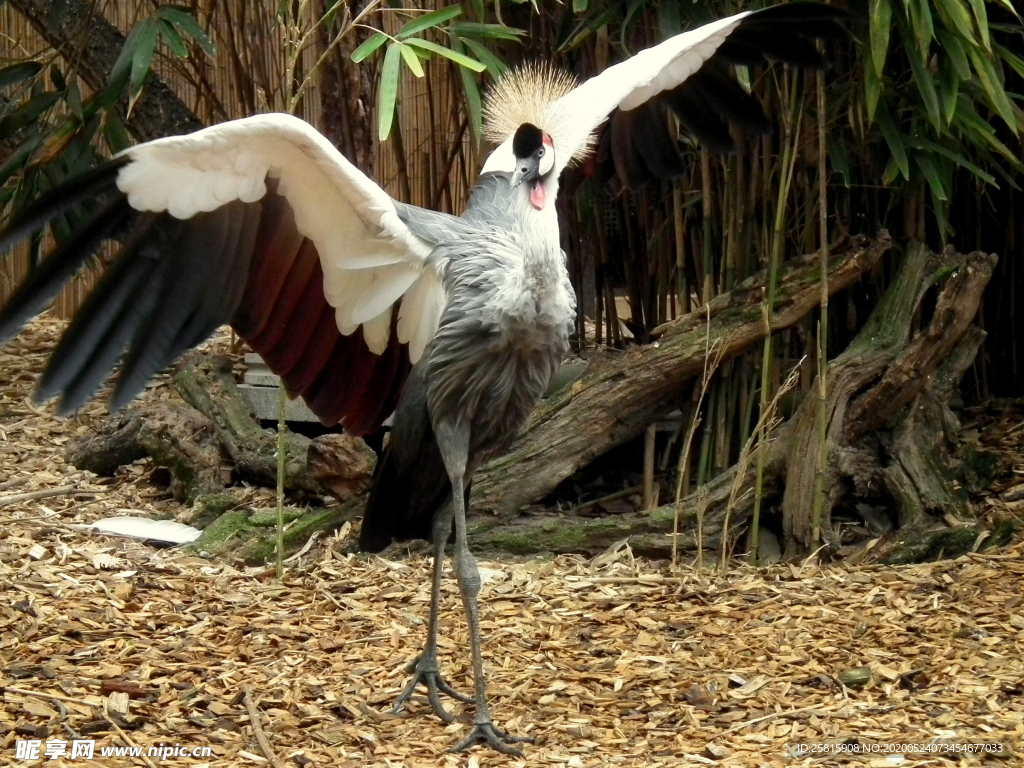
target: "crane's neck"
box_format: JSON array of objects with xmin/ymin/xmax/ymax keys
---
[{"xmin": 517, "ymin": 175, "xmax": 561, "ymax": 267}]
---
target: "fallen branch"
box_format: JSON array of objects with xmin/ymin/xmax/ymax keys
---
[{"xmin": 472, "ymin": 233, "xmax": 892, "ymax": 520}]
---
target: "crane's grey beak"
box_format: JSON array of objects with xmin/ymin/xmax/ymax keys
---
[{"xmin": 510, "ymin": 156, "xmax": 540, "ymax": 189}]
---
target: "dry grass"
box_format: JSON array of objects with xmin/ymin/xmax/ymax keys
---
[{"xmin": 1, "ymin": 317, "xmax": 1023, "ymax": 767}]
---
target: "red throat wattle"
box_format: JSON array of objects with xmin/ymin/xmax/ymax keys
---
[{"xmin": 529, "ymin": 181, "xmax": 546, "ymax": 210}]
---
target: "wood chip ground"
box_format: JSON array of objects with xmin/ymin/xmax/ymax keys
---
[{"xmin": 2, "ymin": 318, "xmax": 1022, "ymax": 767}]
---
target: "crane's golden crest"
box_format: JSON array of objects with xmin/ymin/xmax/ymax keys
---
[{"xmin": 483, "ymin": 64, "xmax": 593, "ymax": 164}]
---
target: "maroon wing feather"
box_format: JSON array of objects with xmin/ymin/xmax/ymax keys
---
[{"xmin": 231, "ymin": 186, "xmax": 412, "ymax": 435}]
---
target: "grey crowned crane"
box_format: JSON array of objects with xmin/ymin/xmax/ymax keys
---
[{"xmin": 0, "ymin": 2, "xmax": 845, "ymax": 754}]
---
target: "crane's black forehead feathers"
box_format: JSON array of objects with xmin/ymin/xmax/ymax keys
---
[{"xmin": 512, "ymin": 123, "xmax": 544, "ymax": 159}]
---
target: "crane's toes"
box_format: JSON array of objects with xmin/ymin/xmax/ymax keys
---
[
  {"xmin": 451, "ymin": 721, "xmax": 535, "ymax": 757},
  {"xmin": 391, "ymin": 663, "xmax": 472, "ymax": 723}
]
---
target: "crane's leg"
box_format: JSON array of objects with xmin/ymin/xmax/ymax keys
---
[
  {"xmin": 391, "ymin": 500, "xmax": 472, "ymax": 721},
  {"xmin": 434, "ymin": 419, "xmax": 533, "ymax": 756}
]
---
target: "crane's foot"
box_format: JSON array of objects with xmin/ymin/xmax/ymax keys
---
[
  {"xmin": 451, "ymin": 720, "xmax": 534, "ymax": 757},
  {"xmin": 391, "ymin": 654, "xmax": 472, "ymax": 723}
]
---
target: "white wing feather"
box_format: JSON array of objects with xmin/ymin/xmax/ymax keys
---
[
  {"xmin": 115, "ymin": 113, "xmax": 445, "ymax": 362},
  {"xmin": 482, "ymin": 12, "xmax": 750, "ymax": 176},
  {"xmin": 75, "ymin": 517, "xmax": 203, "ymax": 545}
]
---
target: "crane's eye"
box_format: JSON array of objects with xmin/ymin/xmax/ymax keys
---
[{"xmin": 537, "ymin": 148, "xmax": 545, "ymax": 157}]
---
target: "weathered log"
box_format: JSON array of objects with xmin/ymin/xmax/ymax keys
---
[
  {"xmin": 472, "ymin": 234, "xmax": 892, "ymax": 520},
  {"xmin": 783, "ymin": 246, "xmax": 997, "ymax": 551},
  {"xmin": 66, "ymin": 403, "xmax": 223, "ymax": 501},
  {"xmin": 171, "ymin": 355, "xmax": 376, "ymax": 500},
  {"xmin": 66, "ymin": 355, "xmax": 376, "ymax": 503}
]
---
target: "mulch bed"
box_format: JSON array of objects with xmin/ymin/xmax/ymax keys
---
[{"xmin": 2, "ymin": 318, "xmax": 1023, "ymax": 767}]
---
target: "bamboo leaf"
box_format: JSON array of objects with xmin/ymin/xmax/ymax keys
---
[
  {"xmin": 965, "ymin": 44, "xmax": 1018, "ymax": 133},
  {"xmin": 905, "ymin": 135, "xmax": 997, "ymax": 184},
  {"xmin": 351, "ymin": 32, "xmax": 387, "ymax": 63},
  {"xmin": 901, "ymin": 24, "xmax": 942, "ymax": 130},
  {"xmin": 953, "ymin": 95, "xmax": 1023, "ymax": 168},
  {"xmin": 158, "ymin": 19, "xmax": 189, "ymax": 59},
  {"xmin": 875, "ymin": 101, "xmax": 911, "ymax": 180},
  {"xmin": 102, "ymin": 110, "xmax": 133, "ymax": 154},
  {"xmin": 869, "ymin": 0, "xmax": 892, "ymax": 78},
  {"xmin": 573, "ymin": 0, "xmax": 589, "ymax": 11},
  {"xmin": 864, "ymin": 57, "xmax": 882, "ymax": 124},
  {"xmin": 995, "ymin": 42, "xmax": 1024, "ymax": 81},
  {"xmin": 396, "ymin": 6, "xmax": 462, "ymax": 39},
  {"xmin": 378, "ymin": 42, "xmax": 401, "ymax": 142},
  {"xmin": 915, "ymin": 153, "xmax": 948, "ymax": 200},
  {"xmin": 461, "ymin": 37, "xmax": 507, "ymax": 77},
  {"xmin": 399, "ymin": 43, "xmax": 424, "ymax": 77},
  {"xmin": 937, "ymin": 30, "xmax": 971, "ymax": 79},
  {"xmin": 933, "ymin": 0, "xmax": 976, "ymax": 46},
  {"xmin": 0, "ymin": 62, "xmax": 42, "ymax": 90},
  {"xmin": 908, "ymin": 0, "xmax": 934, "ymax": 55},
  {"xmin": 929, "ymin": 183, "xmax": 949, "ymax": 240},
  {"xmin": 448, "ymin": 22, "xmax": 525, "ymax": 41},
  {"xmin": 470, "ymin": 0, "xmax": 485, "ymax": 20},
  {"xmin": 128, "ymin": 18, "xmax": 161, "ymax": 116},
  {"xmin": 405, "ymin": 38, "xmax": 486, "ymax": 72},
  {"xmin": 156, "ymin": 6, "xmax": 216, "ymax": 56},
  {"xmin": 459, "ymin": 62, "xmax": 483, "ymax": 139},
  {"xmin": 939, "ymin": 57, "xmax": 960, "ymax": 125},
  {"xmin": 966, "ymin": 0, "xmax": 990, "ymax": 50}
]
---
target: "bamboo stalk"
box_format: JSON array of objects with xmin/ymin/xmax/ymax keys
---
[
  {"xmin": 751, "ymin": 70, "xmax": 802, "ymax": 565},
  {"xmin": 810, "ymin": 67, "xmax": 830, "ymax": 545}
]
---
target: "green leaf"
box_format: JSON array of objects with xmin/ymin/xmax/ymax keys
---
[
  {"xmin": 901, "ymin": 23, "xmax": 942, "ymax": 130},
  {"xmin": 0, "ymin": 90, "xmax": 61, "ymax": 138},
  {"xmin": 875, "ymin": 101, "xmax": 910, "ymax": 180},
  {"xmin": 378, "ymin": 42, "xmax": 402, "ymax": 142},
  {"xmin": 351, "ymin": 32, "xmax": 387, "ymax": 63},
  {"xmin": 868, "ymin": 0, "xmax": 892, "ymax": 78},
  {"xmin": 448, "ymin": 22, "xmax": 525, "ymax": 41},
  {"xmin": 129, "ymin": 18, "xmax": 161, "ymax": 115},
  {"xmin": 396, "ymin": 6, "xmax": 462, "ymax": 39},
  {"xmin": 65, "ymin": 81, "xmax": 83, "ymax": 119},
  {"xmin": 908, "ymin": 0, "xmax": 934, "ymax": 56},
  {"xmin": 829, "ymin": 139, "xmax": 851, "ymax": 187},
  {"xmin": 905, "ymin": 135, "xmax": 996, "ymax": 184},
  {"xmin": 461, "ymin": 37, "xmax": 507, "ymax": 77},
  {"xmin": 399, "ymin": 43, "xmax": 424, "ymax": 77},
  {"xmin": 0, "ymin": 61, "xmax": 43, "ymax": 90},
  {"xmin": 965, "ymin": 44, "xmax": 1018, "ymax": 133},
  {"xmin": 995, "ymin": 42, "xmax": 1024, "ymax": 81},
  {"xmin": 939, "ymin": 56, "xmax": 959, "ymax": 125},
  {"xmin": 159, "ymin": 19, "xmax": 189, "ymax": 59},
  {"xmin": 933, "ymin": 0, "xmax": 976, "ymax": 46},
  {"xmin": 952, "ymin": 95, "xmax": 1022, "ymax": 168},
  {"xmin": 966, "ymin": 0, "xmax": 990, "ymax": 50},
  {"xmin": 573, "ymin": 0, "xmax": 588, "ymax": 11},
  {"xmin": 156, "ymin": 6, "xmax": 216, "ymax": 56},
  {"xmin": 405, "ymin": 38, "xmax": 486, "ymax": 71},
  {"xmin": 864, "ymin": 58, "xmax": 882, "ymax": 124},
  {"xmin": 102, "ymin": 110, "xmax": 133, "ymax": 154},
  {"xmin": 929, "ymin": 182, "xmax": 949, "ymax": 241},
  {"xmin": 937, "ymin": 30, "xmax": 971, "ymax": 79},
  {"xmin": 48, "ymin": 65, "xmax": 66, "ymax": 92},
  {"xmin": 459, "ymin": 61, "xmax": 482, "ymax": 139},
  {"xmin": 109, "ymin": 22, "xmax": 145, "ymax": 91},
  {"xmin": 915, "ymin": 153, "xmax": 948, "ymax": 200}
]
